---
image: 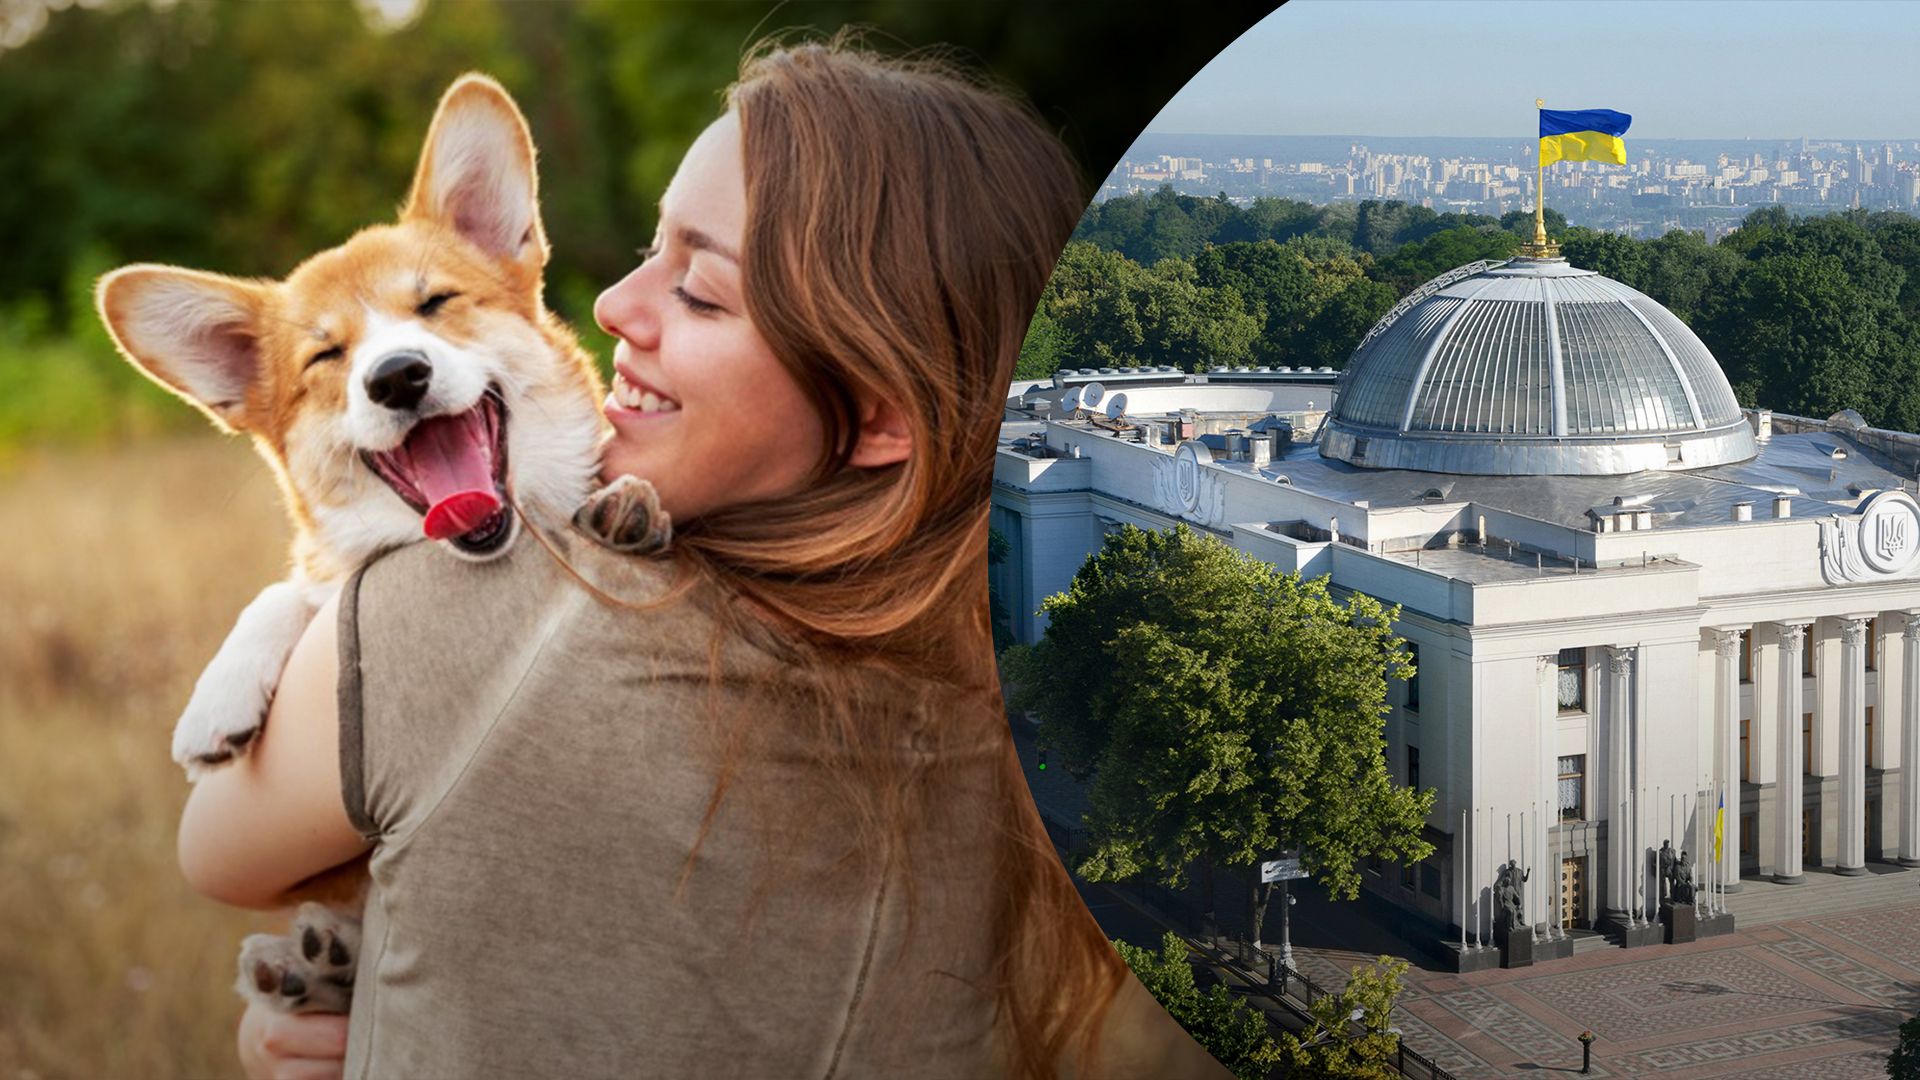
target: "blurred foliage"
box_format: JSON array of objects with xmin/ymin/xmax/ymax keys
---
[
  {"xmin": 1038, "ymin": 188, "xmax": 1920, "ymax": 434},
  {"xmin": 0, "ymin": 0, "xmax": 1271, "ymax": 450}
]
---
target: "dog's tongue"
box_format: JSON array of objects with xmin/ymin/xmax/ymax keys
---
[{"xmin": 406, "ymin": 411, "xmax": 501, "ymax": 540}]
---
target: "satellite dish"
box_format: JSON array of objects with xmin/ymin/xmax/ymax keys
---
[
  {"xmin": 1080, "ymin": 381, "xmax": 1106, "ymax": 410},
  {"xmin": 1105, "ymin": 392, "xmax": 1130, "ymax": 419},
  {"xmin": 1061, "ymin": 387, "xmax": 1084, "ymax": 413}
]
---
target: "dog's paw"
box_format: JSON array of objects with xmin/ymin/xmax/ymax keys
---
[
  {"xmin": 172, "ymin": 671, "xmax": 273, "ymax": 780},
  {"xmin": 293, "ymin": 901, "xmax": 361, "ymax": 989},
  {"xmin": 235, "ymin": 904, "xmax": 361, "ymax": 1015},
  {"xmin": 173, "ymin": 581, "xmax": 320, "ymax": 779},
  {"xmin": 573, "ymin": 475, "xmax": 672, "ymax": 554}
]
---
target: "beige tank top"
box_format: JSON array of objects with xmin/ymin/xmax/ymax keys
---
[{"xmin": 337, "ymin": 528, "xmax": 1007, "ymax": 1079}]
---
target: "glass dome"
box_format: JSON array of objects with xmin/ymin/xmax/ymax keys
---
[{"xmin": 1319, "ymin": 257, "xmax": 1756, "ymax": 475}]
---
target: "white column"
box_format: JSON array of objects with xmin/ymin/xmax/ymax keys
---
[
  {"xmin": 1775, "ymin": 622, "xmax": 1808, "ymax": 883},
  {"xmin": 1536, "ymin": 654, "xmax": 1557, "ymax": 931},
  {"xmin": 1838, "ymin": 617, "xmax": 1869, "ymax": 874},
  {"xmin": 1604, "ymin": 645, "xmax": 1636, "ymax": 923},
  {"xmin": 1902, "ymin": 614, "xmax": 1920, "ymax": 867},
  {"xmin": 1712, "ymin": 629, "xmax": 1744, "ymax": 890}
]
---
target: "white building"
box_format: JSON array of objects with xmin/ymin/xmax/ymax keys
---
[{"xmin": 993, "ymin": 254, "xmax": 1920, "ymax": 963}]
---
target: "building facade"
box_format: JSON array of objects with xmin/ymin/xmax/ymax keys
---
[{"xmin": 993, "ymin": 255, "xmax": 1920, "ymax": 958}]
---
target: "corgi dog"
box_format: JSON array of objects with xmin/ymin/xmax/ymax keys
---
[
  {"xmin": 98, "ymin": 75, "xmax": 606, "ymax": 777},
  {"xmin": 98, "ymin": 75, "xmax": 614, "ymax": 1013}
]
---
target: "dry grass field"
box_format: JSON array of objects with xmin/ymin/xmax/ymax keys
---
[{"xmin": 0, "ymin": 436, "xmax": 294, "ymax": 1079}]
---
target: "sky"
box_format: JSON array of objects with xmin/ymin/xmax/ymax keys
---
[{"xmin": 1144, "ymin": 0, "xmax": 1920, "ymax": 140}]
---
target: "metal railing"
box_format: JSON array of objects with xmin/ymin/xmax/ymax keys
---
[{"xmin": 1207, "ymin": 936, "xmax": 1460, "ymax": 1080}]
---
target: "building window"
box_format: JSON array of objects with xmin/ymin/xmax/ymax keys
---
[
  {"xmin": 1803, "ymin": 633, "xmax": 1815, "ymax": 678},
  {"xmin": 1404, "ymin": 642, "xmax": 1420, "ymax": 713},
  {"xmin": 1804, "ymin": 712, "xmax": 1815, "ymax": 775},
  {"xmin": 1421, "ymin": 858, "xmax": 1442, "ymax": 898},
  {"xmin": 1407, "ymin": 746, "xmax": 1421, "ymax": 791},
  {"xmin": 1740, "ymin": 813, "xmax": 1757, "ymax": 858},
  {"xmin": 1866, "ymin": 705, "xmax": 1876, "ymax": 769},
  {"xmin": 1740, "ymin": 631, "xmax": 1753, "ymax": 684},
  {"xmin": 1867, "ymin": 618, "xmax": 1879, "ymax": 671},
  {"xmin": 1740, "ymin": 718, "xmax": 1751, "ymax": 783},
  {"xmin": 1558, "ymin": 755, "xmax": 1586, "ymax": 821},
  {"xmin": 1557, "ymin": 648, "xmax": 1587, "ymax": 712}
]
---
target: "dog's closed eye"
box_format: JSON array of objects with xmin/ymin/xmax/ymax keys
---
[{"xmin": 305, "ymin": 345, "xmax": 345, "ymax": 369}]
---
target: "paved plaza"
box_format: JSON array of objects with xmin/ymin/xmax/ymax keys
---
[{"xmin": 1264, "ymin": 865, "xmax": 1919, "ymax": 1078}]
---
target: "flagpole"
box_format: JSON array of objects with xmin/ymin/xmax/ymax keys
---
[{"xmin": 1534, "ymin": 97, "xmax": 1548, "ymax": 250}]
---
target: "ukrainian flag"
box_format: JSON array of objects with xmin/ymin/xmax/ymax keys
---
[
  {"xmin": 1714, "ymin": 789, "xmax": 1725, "ymax": 862},
  {"xmin": 1539, "ymin": 108, "xmax": 1632, "ymax": 166}
]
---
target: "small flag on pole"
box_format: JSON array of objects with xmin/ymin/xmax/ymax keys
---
[
  {"xmin": 1713, "ymin": 788, "xmax": 1725, "ymax": 862},
  {"xmin": 1539, "ymin": 108, "xmax": 1632, "ymax": 166}
]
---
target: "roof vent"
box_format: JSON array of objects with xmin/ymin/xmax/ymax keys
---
[
  {"xmin": 1732, "ymin": 501, "xmax": 1753, "ymax": 522},
  {"xmin": 1773, "ymin": 494, "xmax": 1792, "ymax": 518}
]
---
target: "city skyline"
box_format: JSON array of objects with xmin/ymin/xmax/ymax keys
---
[{"xmin": 1149, "ymin": 0, "xmax": 1920, "ymax": 141}]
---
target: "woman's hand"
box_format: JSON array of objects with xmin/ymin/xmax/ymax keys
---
[{"xmin": 237, "ymin": 1001, "xmax": 348, "ymax": 1080}]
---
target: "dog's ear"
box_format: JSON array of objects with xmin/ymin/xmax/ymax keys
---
[
  {"xmin": 403, "ymin": 73, "xmax": 547, "ymax": 275},
  {"xmin": 96, "ymin": 265, "xmax": 271, "ymax": 434}
]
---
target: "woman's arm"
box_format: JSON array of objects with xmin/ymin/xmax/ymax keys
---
[{"xmin": 178, "ymin": 591, "xmax": 372, "ymax": 909}]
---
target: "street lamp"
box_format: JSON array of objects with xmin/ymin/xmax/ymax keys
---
[{"xmin": 1260, "ymin": 851, "xmax": 1306, "ymax": 970}]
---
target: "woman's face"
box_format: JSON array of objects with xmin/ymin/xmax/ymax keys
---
[{"xmin": 592, "ymin": 111, "xmax": 827, "ymax": 523}]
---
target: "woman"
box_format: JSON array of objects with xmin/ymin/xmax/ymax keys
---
[{"xmin": 179, "ymin": 38, "xmax": 1225, "ymax": 1080}]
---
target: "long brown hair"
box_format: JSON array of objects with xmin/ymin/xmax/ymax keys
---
[{"xmin": 647, "ymin": 32, "xmax": 1125, "ymax": 1079}]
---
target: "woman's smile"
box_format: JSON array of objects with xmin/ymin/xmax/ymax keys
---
[{"xmin": 605, "ymin": 358, "xmax": 681, "ymax": 420}]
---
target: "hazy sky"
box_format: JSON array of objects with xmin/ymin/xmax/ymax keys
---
[{"xmin": 1144, "ymin": 0, "xmax": 1920, "ymax": 140}]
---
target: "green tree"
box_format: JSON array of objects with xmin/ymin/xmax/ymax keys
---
[
  {"xmin": 1499, "ymin": 206, "xmax": 1567, "ymax": 239},
  {"xmin": 1142, "ymin": 185, "xmax": 1206, "ymax": 263},
  {"xmin": 1276, "ymin": 957, "xmax": 1409, "ymax": 1080},
  {"xmin": 1561, "ymin": 228, "xmax": 1651, "ymax": 291},
  {"xmin": 1370, "ymin": 226, "xmax": 1519, "ymax": 294},
  {"xmin": 1042, "ymin": 241, "xmax": 1150, "ymax": 366},
  {"xmin": 1112, "ymin": 932, "xmax": 1283, "ymax": 1080},
  {"xmin": 1195, "ymin": 240, "xmax": 1314, "ymax": 365},
  {"xmin": 1004, "ymin": 525, "xmax": 1434, "ymax": 946},
  {"xmin": 1722, "ymin": 253, "xmax": 1881, "ymax": 420},
  {"xmin": 1015, "ymin": 308, "xmax": 1076, "ymax": 379},
  {"xmin": 1890, "ymin": 1012, "xmax": 1920, "ymax": 1079}
]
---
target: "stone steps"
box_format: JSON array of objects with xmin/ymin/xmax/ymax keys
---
[{"xmin": 1567, "ymin": 929, "xmax": 1613, "ymax": 954}]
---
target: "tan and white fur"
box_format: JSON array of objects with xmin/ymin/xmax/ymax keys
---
[{"xmin": 97, "ymin": 75, "xmax": 607, "ymax": 1012}]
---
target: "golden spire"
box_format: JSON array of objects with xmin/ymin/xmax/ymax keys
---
[{"xmin": 1520, "ymin": 97, "xmax": 1561, "ymax": 259}]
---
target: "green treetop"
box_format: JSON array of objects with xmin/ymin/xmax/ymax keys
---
[{"xmin": 1005, "ymin": 524, "xmax": 1434, "ymax": 945}]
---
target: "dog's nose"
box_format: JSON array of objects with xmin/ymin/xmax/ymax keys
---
[{"xmin": 366, "ymin": 352, "xmax": 432, "ymax": 412}]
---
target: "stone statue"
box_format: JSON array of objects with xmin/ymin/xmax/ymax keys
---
[
  {"xmin": 1658, "ymin": 840, "xmax": 1678, "ymax": 901},
  {"xmin": 1667, "ymin": 850, "xmax": 1696, "ymax": 906},
  {"xmin": 1495, "ymin": 862, "xmax": 1530, "ymax": 931}
]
